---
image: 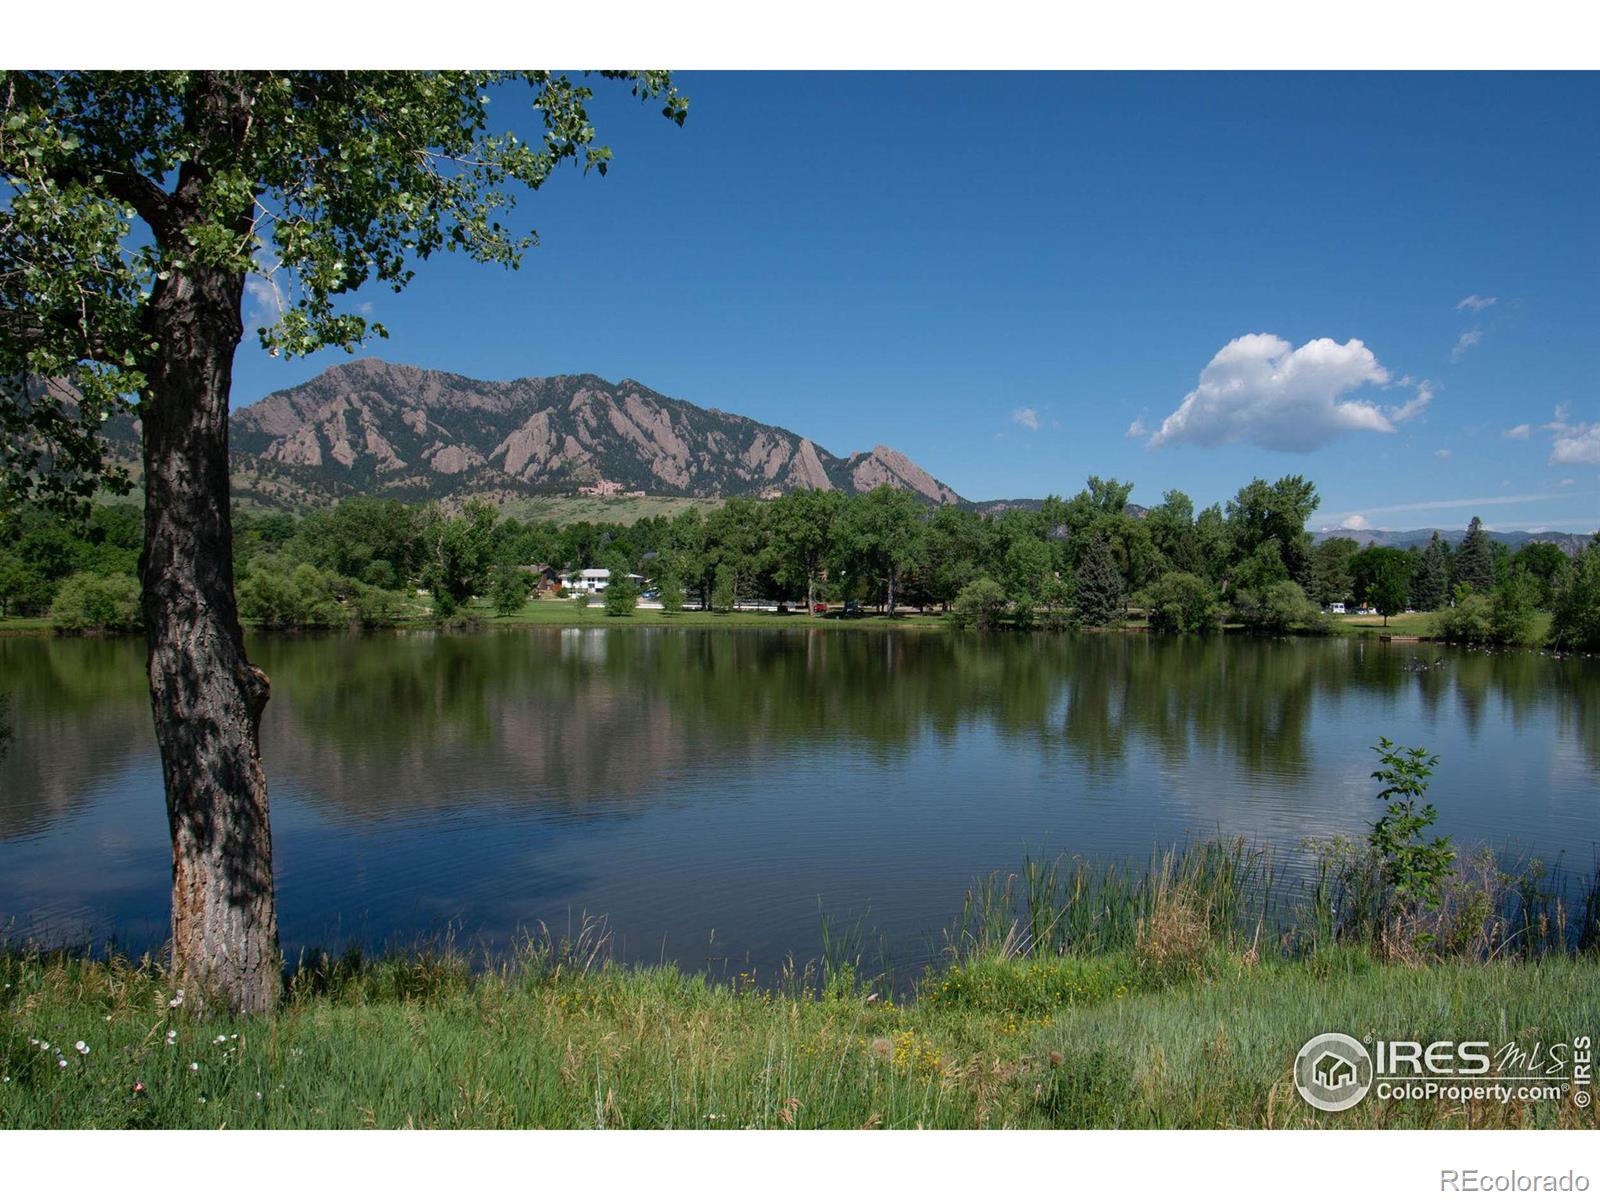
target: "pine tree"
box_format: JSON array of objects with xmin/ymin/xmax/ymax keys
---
[
  {"xmin": 1074, "ymin": 532, "xmax": 1126, "ymax": 627},
  {"xmin": 1412, "ymin": 532, "xmax": 1451, "ymax": 611},
  {"xmin": 1454, "ymin": 517, "xmax": 1497, "ymax": 595}
]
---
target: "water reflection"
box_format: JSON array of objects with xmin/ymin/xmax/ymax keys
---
[{"xmin": 1, "ymin": 629, "xmax": 1596, "ymax": 964}]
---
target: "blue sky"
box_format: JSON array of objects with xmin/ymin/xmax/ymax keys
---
[{"xmin": 234, "ymin": 72, "xmax": 1600, "ymax": 531}]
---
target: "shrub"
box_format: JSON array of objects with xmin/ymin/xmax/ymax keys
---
[
  {"xmin": 350, "ymin": 583, "xmax": 407, "ymax": 628},
  {"xmin": 572, "ymin": 591, "xmax": 590, "ymax": 608},
  {"xmin": 1367, "ymin": 738, "xmax": 1454, "ymax": 948},
  {"xmin": 659, "ymin": 576, "xmax": 685, "ymax": 613},
  {"xmin": 48, "ymin": 572, "xmax": 142, "ymax": 633},
  {"xmin": 603, "ymin": 574, "xmax": 638, "ymax": 616},
  {"xmin": 1259, "ymin": 580, "xmax": 1327, "ymax": 634},
  {"xmin": 1145, "ymin": 571, "xmax": 1221, "ymax": 634},
  {"xmin": 489, "ymin": 564, "xmax": 532, "ymax": 617},
  {"xmin": 237, "ymin": 559, "xmax": 345, "ymax": 628},
  {"xmin": 1432, "ymin": 591, "xmax": 1493, "ymax": 643},
  {"xmin": 949, "ymin": 576, "xmax": 1008, "ymax": 631}
]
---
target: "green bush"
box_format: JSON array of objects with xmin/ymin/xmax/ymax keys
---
[
  {"xmin": 604, "ymin": 574, "xmax": 638, "ymax": 616},
  {"xmin": 1145, "ymin": 571, "xmax": 1221, "ymax": 634},
  {"xmin": 1432, "ymin": 591, "xmax": 1493, "ymax": 643},
  {"xmin": 572, "ymin": 591, "xmax": 590, "ymax": 609},
  {"xmin": 489, "ymin": 564, "xmax": 532, "ymax": 617},
  {"xmin": 1261, "ymin": 580, "xmax": 1327, "ymax": 634},
  {"xmin": 349, "ymin": 583, "xmax": 407, "ymax": 628},
  {"xmin": 47, "ymin": 572, "xmax": 142, "ymax": 633},
  {"xmin": 659, "ymin": 575, "xmax": 685, "ymax": 613},
  {"xmin": 949, "ymin": 576, "xmax": 1008, "ymax": 631}
]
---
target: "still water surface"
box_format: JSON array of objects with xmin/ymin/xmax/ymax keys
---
[{"xmin": 1, "ymin": 628, "xmax": 1595, "ymax": 972}]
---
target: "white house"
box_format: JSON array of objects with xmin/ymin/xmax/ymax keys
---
[{"xmin": 562, "ymin": 568, "xmax": 645, "ymax": 594}]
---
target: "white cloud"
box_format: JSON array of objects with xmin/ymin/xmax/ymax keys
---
[
  {"xmin": 1146, "ymin": 333, "xmax": 1419, "ymax": 453},
  {"xmin": 1386, "ymin": 381, "xmax": 1434, "ymax": 424},
  {"xmin": 1456, "ymin": 294, "xmax": 1497, "ymax": 312},
  {"xmin": 1560, "ymin": 478, "xmax": 1576, "ymax": 487},
  {"xmin": 1010, "ymin": 407, "xmax": 1040, "ymax": 432},
  {"xmin": 1451, "ymin": 329, "xmax": 1484, "ymax": 361},
  {"xmin": 1434, "ymin": 448, "xmax": 1452, "ymax": 459},
  {"xmin": 1503, "ymin": 424, "xmax": 1530, "ymax": 440},
  {"xmin": 1125, "ymin": 417, "xmax": 1149, "ymax": 439},
  {"xmin": 1550, "ymin": 424, "xmax": 1600, "ymax": 465},
  {"xmin": 1543, "ymin": 406, "xmax": 1600, "ymax": 466},
  {"xmin": 1337, "ymin": 514, "xmax": 1371, "ymax": 531}
]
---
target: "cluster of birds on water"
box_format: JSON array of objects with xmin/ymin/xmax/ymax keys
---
[{"xmin": 1400, "ymin": 657, "xmax": 1446, "ymax": 673}]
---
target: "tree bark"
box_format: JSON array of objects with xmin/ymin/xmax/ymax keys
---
[{"xmin": 140, "ymin": 257, "xmax": 280, "ymax": 1015}]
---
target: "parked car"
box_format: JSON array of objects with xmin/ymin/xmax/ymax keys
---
[{"xmin": 813, "ymin": 602, "xmax": 828, "ymax": 614}]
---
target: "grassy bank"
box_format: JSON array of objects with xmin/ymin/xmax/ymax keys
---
[
  {"xmin": 5, "ymin": 839, "xmax": 1596, "ymax": 1130},
  {"xmin": 1329, "ymin": 611, "xmax": 1555, "ymax": 643},
  {"xmin": 3, "ymin": 943, "xmax": 1593, "ymax": 1130}
]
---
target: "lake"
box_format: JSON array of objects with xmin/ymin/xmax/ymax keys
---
[{"xmin": 1, "ymin": 628, "xmax": 1595, "ymax": 974}]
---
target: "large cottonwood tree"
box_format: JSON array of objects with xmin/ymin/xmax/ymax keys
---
[{"xmin": 0, "ymin": 70, "xmax": 685, "ymax": 1012}]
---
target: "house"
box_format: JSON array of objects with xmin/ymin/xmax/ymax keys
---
[
  {"xmin": 561, "ymin": 568, "xmax": 646, "ymax": 594},
  {"xmin": 519, "ymin": 563, "xmax": 562, "ymax": 592}
]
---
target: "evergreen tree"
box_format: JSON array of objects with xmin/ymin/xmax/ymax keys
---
[
  {"xmin": 1412, "ymin": 532, "xmax": 1451, "ymax": 611},
  {"xmin": 1074, "ymin": 532, "xmax": 1125, "ymax": 627},
  {"xmin": 1454, "ymin": 517, "xmax": 1497, "ymax": 595}
]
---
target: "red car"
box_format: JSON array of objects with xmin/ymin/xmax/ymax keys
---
[{"xmin": 813, "ymin": 602, "xmax": 829, "ymax": 614}]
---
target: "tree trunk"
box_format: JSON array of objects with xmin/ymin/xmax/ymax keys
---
[
  {"xmin": 885, "ymin": 567, "xmax": 897, "ymax": 618},
  {"xmin": 140, "ymin": 260, "xmax": 280, "ymax": 1015}
]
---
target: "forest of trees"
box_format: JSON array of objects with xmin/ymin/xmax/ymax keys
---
[{"xmin": 6, "ymin": 475, "xmax": 1596, "ymax": 649}]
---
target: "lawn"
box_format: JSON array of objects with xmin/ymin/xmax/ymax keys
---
[
  {"xmin": 480, "ymin": 597, "xmax": 948, "ymax": 630},
  {"xmin": 1329, "ymin": 611, "xmax": 1553, "ymax": 643}
]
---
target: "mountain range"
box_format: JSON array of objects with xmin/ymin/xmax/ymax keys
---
[
  {"xmin": 1312, "ymin": 526, "xmax": 1593, "ymax": 556},
  {"xmin": 180, "ymin": 359, "xmax": 966, "ymax": 508},
  {"xmin": 94, "ymin": 359, "xmax": 1592, "ymax": 552}
]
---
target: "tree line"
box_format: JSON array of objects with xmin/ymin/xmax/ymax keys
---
[{"xmin": 8, "ymin": 474, "xmax": 1596, "ymax": 649}]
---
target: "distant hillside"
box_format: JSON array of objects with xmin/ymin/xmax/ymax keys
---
[
  {"xmin": 1313, "ymin": 526, "xmax": 1594, "ymax": 555},
  {"xmin": 115, "ymin": 359, "xmax": 964, "ymax": 508}
]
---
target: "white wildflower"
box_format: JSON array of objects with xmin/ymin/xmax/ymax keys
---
[
  {"xmin": 75, "ymin": 1041, "xmax": 89, "ymax": 1055},
  {"xmin": 189, "ymin": 1062, "xmax": 199, "ymax": 1072},
  {"xmin": 169, "ymin": 990, "xmax": 185, "ymax": 1009},
  {"xmin": 57, "ymin": 1059, "xmax": 67, "ymax": 1068},
  {"xmin": 166, "ymin": 1028, "xmax": 177, "ymax": 1045}
]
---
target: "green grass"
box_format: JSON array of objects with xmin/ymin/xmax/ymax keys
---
[
  {"xmin": 1328, "ymin": 611, "xmax": 1554, "ymax": 643},
  {"xmin": 0, "ymin": 617, "xmax": 54, "ymax": 634},
  {"xmin": 478, "ymin": 597, "xmax": 947, "ymax": 630},
  {"xmin": 2, "ymin": 942, "xmax": 1592, "ymax": 1130}
]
